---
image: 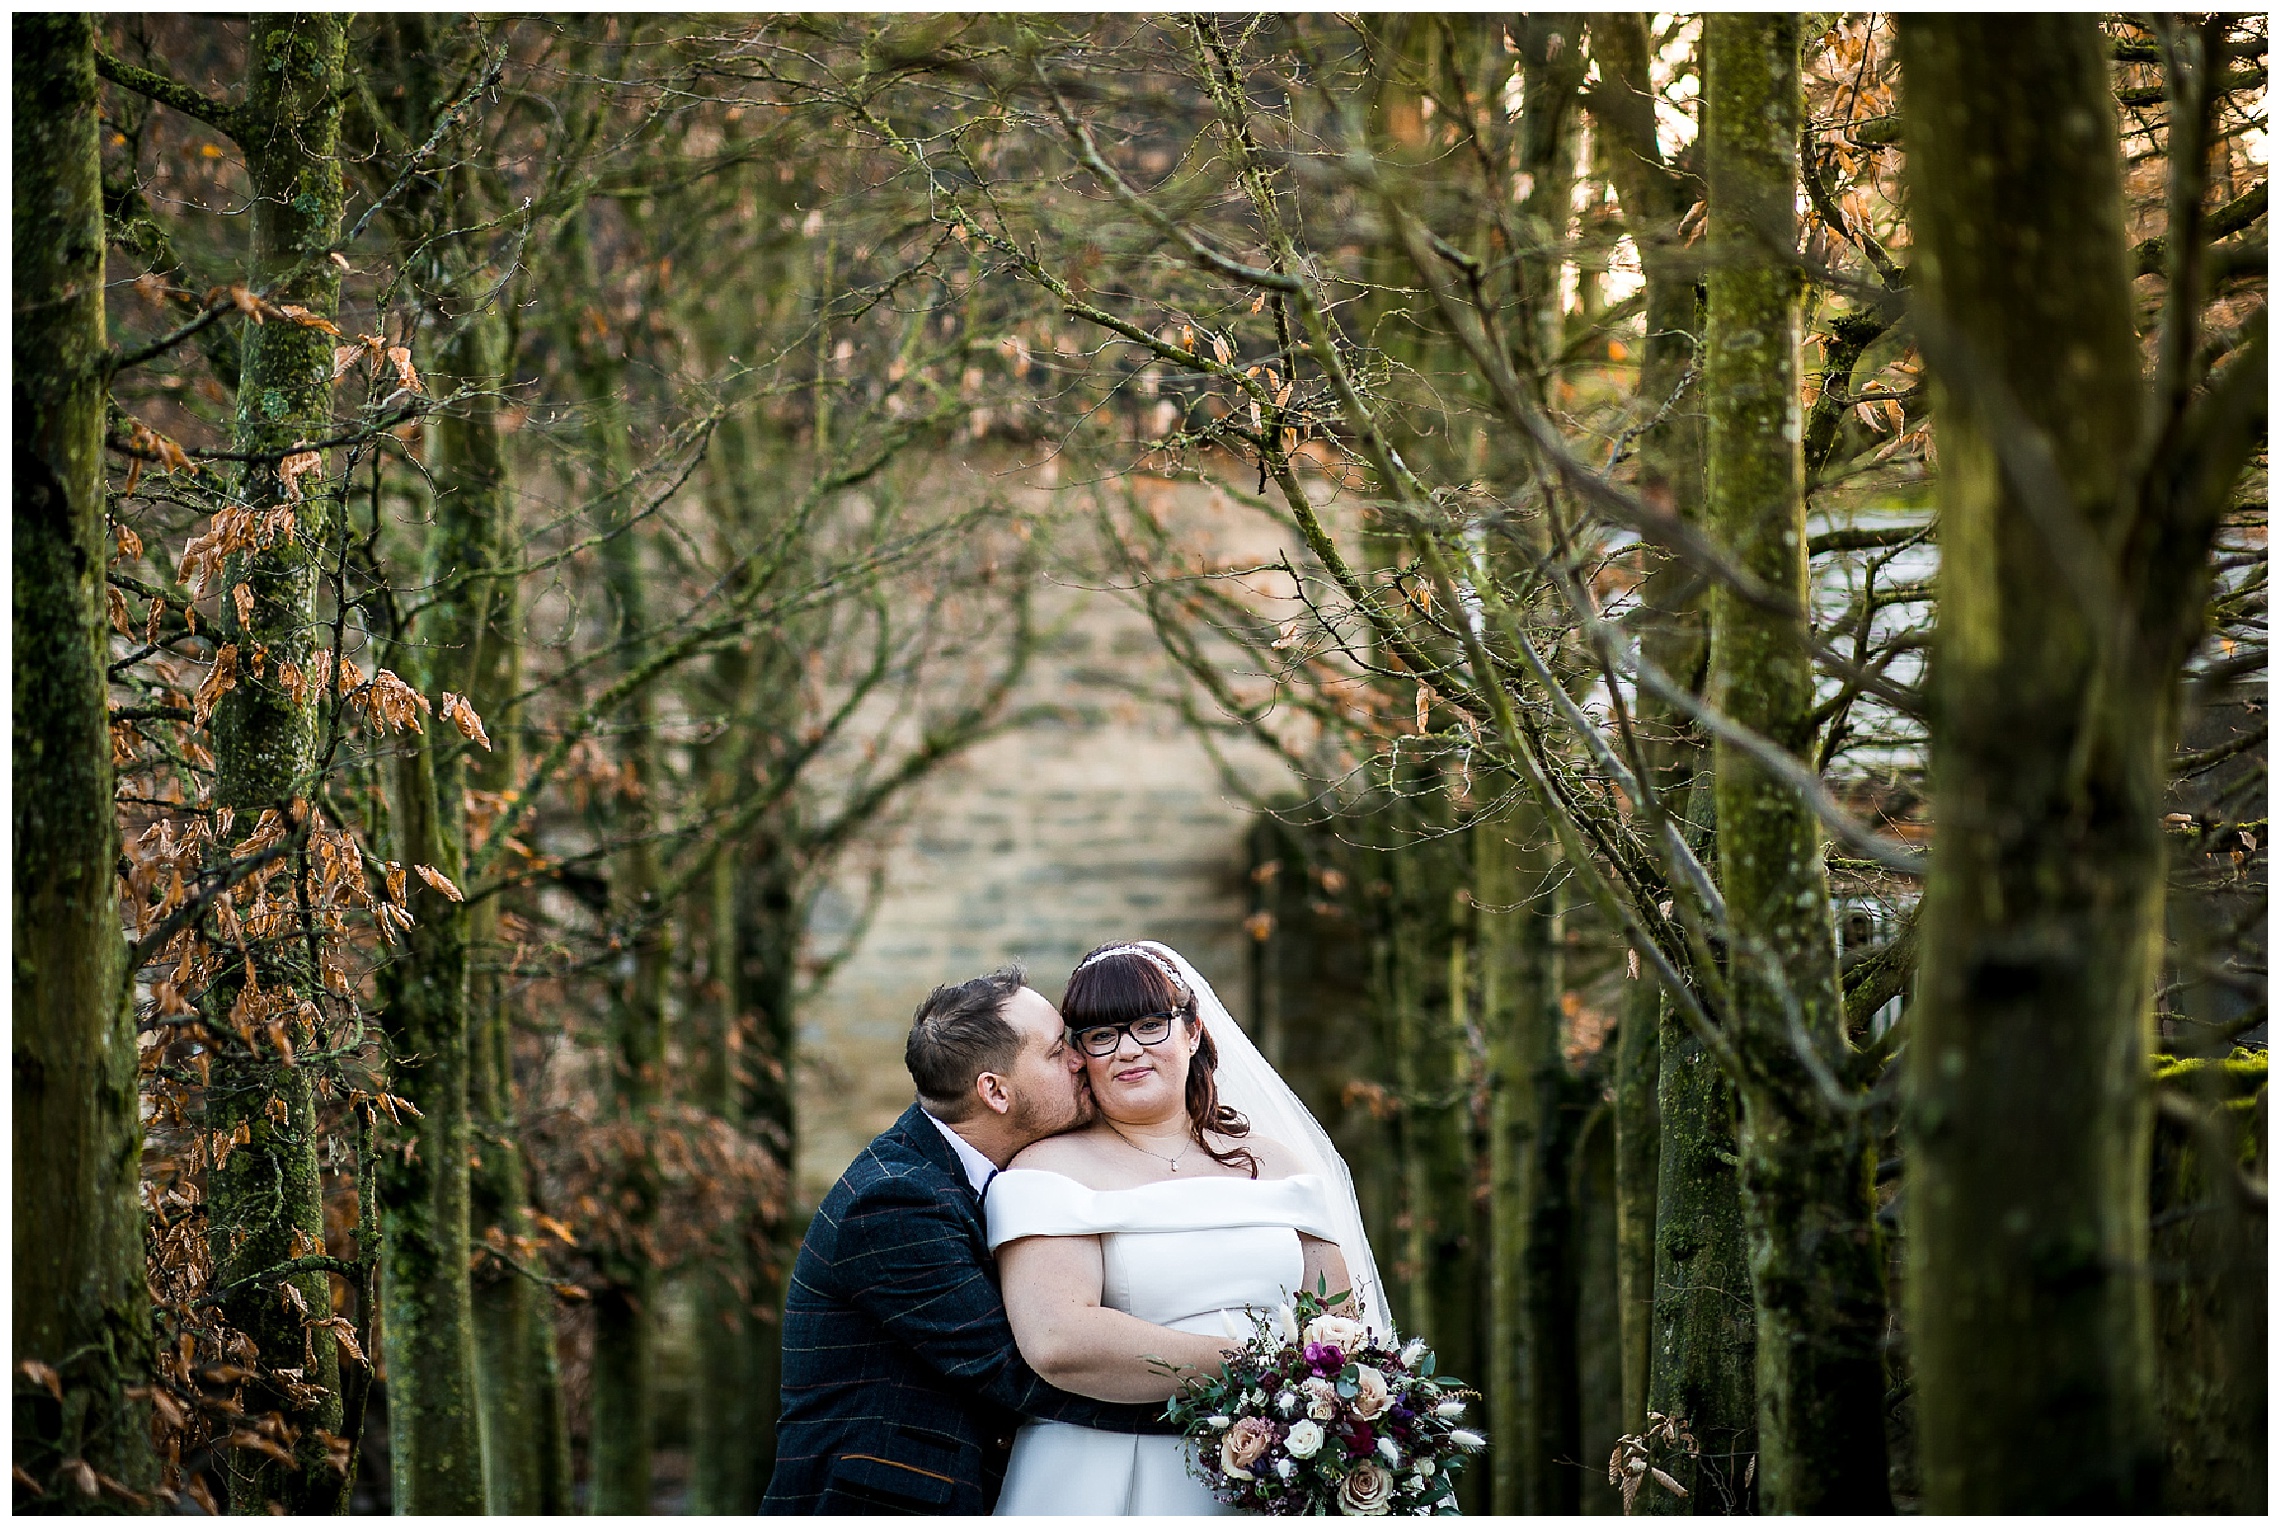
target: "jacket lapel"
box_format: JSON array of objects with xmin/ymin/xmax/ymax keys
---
[{"xmin": 891, "ymin": 1103, "xmax": 985, "ymax": 1215}]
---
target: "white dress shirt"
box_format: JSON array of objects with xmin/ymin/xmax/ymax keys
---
[{"xmin": 923, "ymin": 1107, "xmax": 1001, "ymax": 1197}]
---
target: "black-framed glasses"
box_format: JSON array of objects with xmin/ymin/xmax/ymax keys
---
[{"xmin": 1070, "ymin": 1010, "xmax": 1182, "ymax": 1057}]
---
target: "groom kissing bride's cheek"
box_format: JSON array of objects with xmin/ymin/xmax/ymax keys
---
[{"xmin": 763, "ymin": 942, "xmax": 1387, "ymax": 1516}]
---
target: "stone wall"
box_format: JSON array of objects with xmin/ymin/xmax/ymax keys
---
[{"xmin": 791, "ymin": 463, "xmax": 1321, "ymax": 1199}]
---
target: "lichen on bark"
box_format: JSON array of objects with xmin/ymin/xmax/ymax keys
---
[
  {"xmin": 1899, "ymin": 15, "xmax": 2190, "ymax": 1512},
  {"xmin": 1703, "ymin": 13, "xmax": 1891, "ymax": 1512},
  {"xmin": 199, "ymin": 14, "xmax": 353, "ymax": 1512},
  {"xmin": 13, "ymin": 12, "xmax": 158, "ymax": 1505}
]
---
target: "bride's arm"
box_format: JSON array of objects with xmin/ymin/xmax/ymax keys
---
[
  {"xmin": 1298, "ymin": 1234, "xmax": 1352, "ymax": 1306},
  {"xmin": 998, "ymin": 1234, "xmax": 1236, "ymax": 1403},
  {"xmin": 1246, "ymin": 1136, "xmax": 1355, "ymax": 1312}
]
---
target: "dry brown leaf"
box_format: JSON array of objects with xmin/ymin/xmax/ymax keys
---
[
  {"xmin": 413, "ymin": 864, "xmax": 464, "ymax": 902},
  {"xmin": 193, "ymin": 645, "xmax": 239, "ymax": 727},
  {"xmin": 384, "ymin": 346, "xmax": 422, "ymax": 393},
  {"xmin": 277, "ymin": 304, "xmax": 340, "ymax": 335},
  {"xmin": 277, "ymin": 450, "xmax": 324, "ymax": 502},
  {"xmin": 439, "ymin": 691, "xmax": 492, "ymax": 750},
  {"xmin": 313, "ymin": 1319, "xmax": 366, "ymax": 1369},
  {"xmin": 18, "ymin": 1359, "xmax": 63, "ymax": 1402}
]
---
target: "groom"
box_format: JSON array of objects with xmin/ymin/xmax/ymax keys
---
[{"xmin": 762, "ymin": 965, "xmax": 1223, "ymax": 1513}]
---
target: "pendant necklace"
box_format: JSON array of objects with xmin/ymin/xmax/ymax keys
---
[{"xmin": 1108, "ymin": 1123, "xmax": 1193, "ymax": 1174}]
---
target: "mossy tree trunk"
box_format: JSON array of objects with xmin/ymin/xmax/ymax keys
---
[
  {"xmin": 560, "ymin": 210, "xmax": 670, "ymax": 1513},
  {"xmin": 1583, "ymin": 11, "xmax": 1709, "ymax": 1443},
  {"xmin": 686, "ymin": 829, "xmax": 756, "ymax": 1515},
  {"xmin": 685, "ymin": 404, "xmax": 801, "ymax": 1514},
  {"xmin": 1509, "ymin": 13, "xmax": 1588, "ymax": 380},
  {"xmin": 1701, "ymin": 16, "xmax": 1891, "ymax": 1512},
  {"xmin": 357, "ymin": 24, "xmax": 577, "ymax": 1505},
  {"xmin": 1705, "ymin": 17, "xmax": 1896, "ymax": 1514},
  {"xmin": 12, "ymin": 12, "xmax": 157, "ymax": 1507},
  {"xmin": 1476, "ymin": 808, "xmax": 1576, "ymax": 1514},
  {"xmin": 1642, "ymin": 930, "xmax": 1756, "ymax": 1515},
  {"xmin": 362, "ymin": 21, "xmax": 505, "ymax": 1510},
  {"xmin": 2149, "ymin": 1078, "xmax": 2266, "ymax": 1512},
  {"xmin": 1898, "ymin": 15, "xmax": 2264, "ymax": 1511},
  {"xmin": 692, "ymin": 839, "xmax": 801, "ymax": 1513},
  {"xmin": 202, "ymin": 16, "xmax": 352, "ymax": 1511},
  {"xmin": 375, "ymin": 722, "xmax": 487, "ymax": 1513},
  {"xmin": 459, "ymin": 426, "xmax": 574, "ymax": 1512}
]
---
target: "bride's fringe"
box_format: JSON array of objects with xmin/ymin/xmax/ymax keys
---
[{"xmin": 1065, "ymin": 943, "xmax": 1259, "ymax": 1178}]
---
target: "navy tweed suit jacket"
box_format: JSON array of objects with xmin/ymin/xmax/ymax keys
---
[{"xmin": 762, "ymin": 1104, "xmax": 1171, "ymax": 1514}]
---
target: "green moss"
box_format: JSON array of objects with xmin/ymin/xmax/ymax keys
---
[
  {"xmin": 13, "ymin": 17, "xmax": 159, "ymax": 1500},
  {"xmin": 1702, "ymin": 13, "xmax": 1891, "ymax": 1512}
]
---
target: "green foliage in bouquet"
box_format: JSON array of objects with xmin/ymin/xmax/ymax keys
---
[{"xmin": 1161, "ymin": 1282, "xmax": 1483, "ymax": 1516}]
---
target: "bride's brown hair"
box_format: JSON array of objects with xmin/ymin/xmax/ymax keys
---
[{"xmin": 1062, "ymin": 944, "xmax": 1257, "ymax": 1178}]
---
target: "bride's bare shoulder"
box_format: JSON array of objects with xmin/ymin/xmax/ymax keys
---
[
  {"xmin": 1007, "ymin": 1129, "xmax": 1125, "ymax": 1183},
  {"xmin": 1233, "ymin": 1131, "xmax": 1307, "ymax": 1180}
]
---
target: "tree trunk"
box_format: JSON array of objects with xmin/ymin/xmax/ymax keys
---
[
  {"xmin": 204, "ymin": 16, "xmax": 351, "ymax": 1511},
  {"xmin": 1642, "ymin": 989, "xmax": 1756, "ymax": 1516},
  {"xmin": 440, "ymin": 303, "xmax": 574, "ymax": 1513},
  {"xmin": 1571, "ymin": 1107, "xmax": 1626, "ymax": 1516},
  {"xmin": 2149, "ymin": 1085, "xmax": 2266, "ymax": 1512},
  {"xmin": 692, "ymin": 841, "xmax": 799, "ymax": 1513},
  {"xmin": 376, "ymin": 737, "xmax": 486, "ymax": 1513},
  {"xmin": 1701, "ymin": 16, "xmax": 1892, "ymax": 1512},
  {"xmin": 684, "ymin": 408, "xmax": 801, "ymax": 1511},
  {"xmin": 560, "ymin": 211, "xmax": 668, "ymax": 1514},
  {"xmin": 686, "ymin": 611, "xmax": 760, "ymax": 1514},
  {"xmin": 1583, "ymin": 12, "xmax": 1707, "ymax": 1443},
  {"xmin": 12, "ymin": 13, "xmax": 157, "ymax": 1506},
  {"xmin": 1510, "ymin": 13, "xmax": 1588, "ymax": 379},
  {"xmin": 367, "ymin": 250, "xmax": 523, "ymax": 1511},
  {"xmin": 1897, "ymin": 15, "xmax": 2169, "ymax": 1511},
  {"xmin": 1477, "ymin": 808, "xmax": 1576, "ymax": 1513}
]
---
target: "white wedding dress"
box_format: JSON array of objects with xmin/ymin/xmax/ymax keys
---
[{"xmin": 986, "ymin": 1168, "xmax": 1339, "ymax": 1516}]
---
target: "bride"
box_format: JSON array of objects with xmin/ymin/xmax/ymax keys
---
[{"xmin": 986, "ymin": 940, "xmax": 1389, "ymax": 1515}]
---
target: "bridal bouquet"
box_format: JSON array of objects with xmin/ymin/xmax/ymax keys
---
[{"xmin": 1164, "ymin": 1285, "xmax": 1482, "ymax": 1515}]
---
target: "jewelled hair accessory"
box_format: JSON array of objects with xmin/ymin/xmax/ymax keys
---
[{"xmin": 1073, "ymin": 941, "xmax": 1189, "ymax": 999}]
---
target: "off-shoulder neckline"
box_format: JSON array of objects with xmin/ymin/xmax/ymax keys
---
[{"xmin": 992, "ymin": 1167, "xmax": 1324, "ymax": 1196}]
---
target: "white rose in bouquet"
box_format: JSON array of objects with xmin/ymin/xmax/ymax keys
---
[
  {"xmin": 1349, "ymin": 1364, "xmax": 1392, "ymax": 1421},
  {"xmin": 1302, "ymin": 1313, "xmax": 1368, "ymax": 1352}
]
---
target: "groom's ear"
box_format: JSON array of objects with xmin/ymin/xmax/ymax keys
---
[{"xmin": 974, "ymin": 1070, "xmax": 1014, "ymax": 1117}]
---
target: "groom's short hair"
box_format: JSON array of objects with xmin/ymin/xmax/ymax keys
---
[{"xmin": 906, "ymin": 964, "xmax": 1028, "ymax": 1122}]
